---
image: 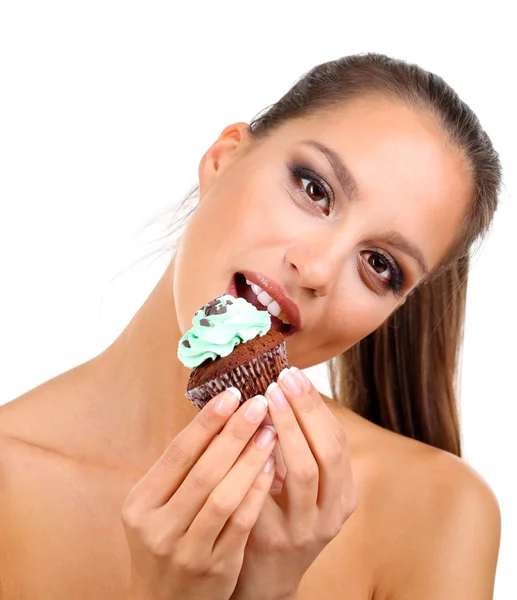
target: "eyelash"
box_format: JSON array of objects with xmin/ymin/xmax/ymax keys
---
[
  {"xmin": 287, "ymin": 162, "xmax": 405, "ymax": 297},
  {"xmin": 287, "ymin": 163, "xmax": 335, "ymax": 215},
  {"xmin": 361, "ymin": 250, "xmax": 405, "ymax": 298}
]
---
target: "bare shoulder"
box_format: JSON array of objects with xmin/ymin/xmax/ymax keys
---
[
  {"xmin": 0, "ymin": 379, "xmax": 132, "ymax": 599},
  {"xmin": 0, "ymin": 363, "xmax": 91, "ymax": 453},
  {"xmin": 0, "ymin": 371, "xmax": 88, "ymax": 512},
  {"xmin": 322, "ymin": 393, "xmax": 499, "ymax": 515},
  {"xmin": 322, "ymin": 395, "xmax": 501, "ymax": 599},
  {"xmin": 0, "ymin": 389, "xmax": 56, "ymax": 596},
  {"xmin": 0, "ymin": 377, "xmax": 70, "ymax": 496}
]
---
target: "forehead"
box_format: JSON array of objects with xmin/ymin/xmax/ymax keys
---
[{"xmin": 273, "ymin": 96, "xmax": 472, "ymax": 270}]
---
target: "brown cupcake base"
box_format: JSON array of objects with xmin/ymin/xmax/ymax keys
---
[{"xmin": 185, "ymin": 340, "xmax": 288, "ymax": 411}]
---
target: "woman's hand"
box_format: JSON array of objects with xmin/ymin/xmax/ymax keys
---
[
  {"xmin": 231, "ymin": 367, "xmax": 358, "ymax": 600},
  {"xmin": 121, "ymin": 387, "xmax": 277, "ymax": 600}
]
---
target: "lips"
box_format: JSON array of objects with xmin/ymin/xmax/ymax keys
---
[
  {"xmin": 226, "ymin": 272, "xmax": 301, "ymax": 339},
  {"xmin": 228, "ymin": 273, "xmax": 239, "ymax": 298}
]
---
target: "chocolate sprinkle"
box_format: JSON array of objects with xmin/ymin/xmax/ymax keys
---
[
  {"xmin": 198, "ymin": 298, "xmax": 218, "ymax": 313},
  {"xmin": 182, "ymin": 340, "xmax": 191, "ymax": 348},
  {"xmin": 200, "ymin": 318, "xmax": 211, "ymax": 327},
  {"xmin": 211, "ymin": 305, "xmax": 228, "ymax": 315},
  {"xmin": 201, "ymin": 298, "xmax": 224, "ymax": 316}
]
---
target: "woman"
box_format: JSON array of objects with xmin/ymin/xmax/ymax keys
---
[{"xmin": 0, "ymin": 53, "xmax": 502, "ymax": 599}]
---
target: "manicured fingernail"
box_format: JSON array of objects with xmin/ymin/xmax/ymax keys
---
[
  {"xmin": 278, "ymin": 367, "xmax": 301, "ymax": 394},
  {"xmin": 267, "ymin": 382, "xmax": 288, "ymax": 410},
  {"xmin": 262, "ymin": 454, "xmax": 276, "ymax": 472},
  {"xmin": 216, "ymin": 387, "xmax": 241, "ymax": 415},
  {"xmin": 244, "ymin": 395, "xmax": 268, "ymax": 422},
  {"xmin": 255, "ymin": 425, "xmax": 277, "ymax": 448},
  {"xmin": 290, "ymin": 367, "xmax": 311, "ymax": 392}
]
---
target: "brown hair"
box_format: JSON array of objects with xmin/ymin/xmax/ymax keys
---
[{"xmin": 164, "ymin": 53, "xmax": 502, "ymax": 457}]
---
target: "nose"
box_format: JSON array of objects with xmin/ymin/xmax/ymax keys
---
[{"xmin": 285, "ymin": 228, "xmax": 353, "ymax": 298}]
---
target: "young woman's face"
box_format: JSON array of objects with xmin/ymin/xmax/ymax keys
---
[{"xmin": 173, "ymin": 96, "xmax": 472, "ymax": 369}]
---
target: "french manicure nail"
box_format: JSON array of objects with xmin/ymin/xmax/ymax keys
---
[
  {"xmin": 267, "ymin": 382, "xmax": 288, "ymax": 410},
  {"xmin": 215, "ymin": 387, "xmax": 241, "ymax": 415},
  {"xmin": 244, "ymin": 395, "xmax": 268, "ymax": 422},
  {"xmin": 290, "ymin": 367, "xmax": 311, "ymax": 392},
  {"xmin": 255, "ymin": 425, "xmax": 277, "ymax": 448},
  {"xmin": 262, "ymin": 454, "xmax": 276, "ymax": 472},
  {"xmin": 278, "ymin": 367, "xmax": 301, "ymax": 394}
]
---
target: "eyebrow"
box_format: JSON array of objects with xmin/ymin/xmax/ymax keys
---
[
  {"xmin": 299, "ymin": 139, "xmax": 429, "ymax": 276},
  {"xmin": 300, "ymin": 139, "xmax": 360, "ymax": 202},
  {"xmin": 382, "ymin": 230, "xmax": 429, "ymax": 275}
]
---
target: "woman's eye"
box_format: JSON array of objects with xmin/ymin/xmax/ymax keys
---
[
  {"xmin": 300, "ymin": 176, "xmax": 330, "ymax": 213},
  {"xmin": 360, "ymin": 250, "xmax": 404, "ymax": 297},
  {"xmin": 288, "ymin": 164, "xmax": 334, "ymax": 216},
  {"xmin": 363, "ymin": 251, "xmax": 390, "ymax": 281}
]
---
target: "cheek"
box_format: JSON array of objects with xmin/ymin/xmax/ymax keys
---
[
  {"xmin": 340, "ymin": 298, "xmax": 392, "ymax": 343},
  {"xmin": 172, "ymin": 171, "xmax": 281, "ymax": 334},
  {"xmin": 172, "ymin": 207, "xmax": 232, "ymax": 333},
  {"xmin": 204, "ymin": 174, "xmax": 266, "ymax": 240},
  {"xmin": 206, "ymin": 166, "xmax": 294, "ymax": 253},
  {"xmin": 288, "ymin": 261, "xmax": 401, "ymax": 370},
  {"xmin": 288, "ymin": 294, "xmax": 396, "ymax": 370},
  {"xmin": 320, "ymin": 287, "xmax": 397, "ymax": 357},
  {"xmin": 337, "ymin": 261, "xmax": 399, "ymax": 343}
]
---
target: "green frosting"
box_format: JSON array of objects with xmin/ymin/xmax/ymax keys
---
[{"xmin": 177, "ymin": 294, "xmax": 271, "ymax": 369}]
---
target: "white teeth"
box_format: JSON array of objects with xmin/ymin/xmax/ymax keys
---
[
  {"xmin": 244, "ymin": 279, "xmax": 290, "ymax": 324},
  {"xmin": 257, "ymin": 290, "xmax": 273, "ymax": 306},
  {"xmin": 251, "ymin": 283, "xmax": 262, "ymax": 296},
  {"xmin": 267, "ymin": 300, "xmax": 281, "ymax": 317},
  {"xmin": 278, "ymin": 310, "xmax": 290, "ymax": 324}
]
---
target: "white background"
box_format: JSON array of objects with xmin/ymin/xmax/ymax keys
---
[{"xmin": 0, "ymin": 1, "xmax": 515, "ymax": 597}]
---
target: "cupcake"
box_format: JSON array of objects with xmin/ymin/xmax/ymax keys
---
[{"xmin": 177, "ymin": 294, "xmax": 289, "ymax": 410}]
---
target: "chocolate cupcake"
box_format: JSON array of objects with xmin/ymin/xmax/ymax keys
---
[{"xmin": 178, "ymin": 294, "xmax": 289, "ymax": 410}]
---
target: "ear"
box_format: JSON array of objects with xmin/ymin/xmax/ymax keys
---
[{"xmin": 198, "ymin": 122, "xmax": 251, "ymax": 196}]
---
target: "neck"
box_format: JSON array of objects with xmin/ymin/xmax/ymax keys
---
[{"xmin": 82, "ymin": 256, "xmax": 198, "ymax": 470}]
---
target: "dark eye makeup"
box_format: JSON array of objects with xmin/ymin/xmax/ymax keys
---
[
  {"xmin": 360, "ymin": 249, "xmax": 404, "ymax": 298},
  {"xmin": 286, "ymin": 161, "xmax": 405, "ymax": 298},
  {"xmin": 287, "ymin": 162, "xmax": 335, "ymax": 215}
]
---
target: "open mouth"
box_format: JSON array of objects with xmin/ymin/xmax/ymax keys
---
[{"xmin": 231, "ymin": 273, "xmax": 295, "ymax": 338}]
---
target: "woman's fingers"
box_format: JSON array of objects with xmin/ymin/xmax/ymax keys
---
[
  {"xmin": 262, "ymin": 412, "xmax": 287, "ymax": 495},
  {"xmin": 125, "ymin": 387, "xmax": 242, "ymax": 510},
  {"xmin": 188, "ymin": 426, "xmax": 277, "ymax": 548},
  {"xmin": 290, "ymin": 368, "xmax": 356, "ymax": 517},
  {"xmin": 215, "ymin": 455, "xmax": 277, "ymax": 557},
  {"xmin": 265, "ymin": 370, "xmax": 321, "ymax": 518},
  {"xmin": 164, "ymin": 395, "xmax": 270, "ymax": 531},
  {"xmin": 267, "ymin": 367, "xmax": 354, "ymax": 518}
]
